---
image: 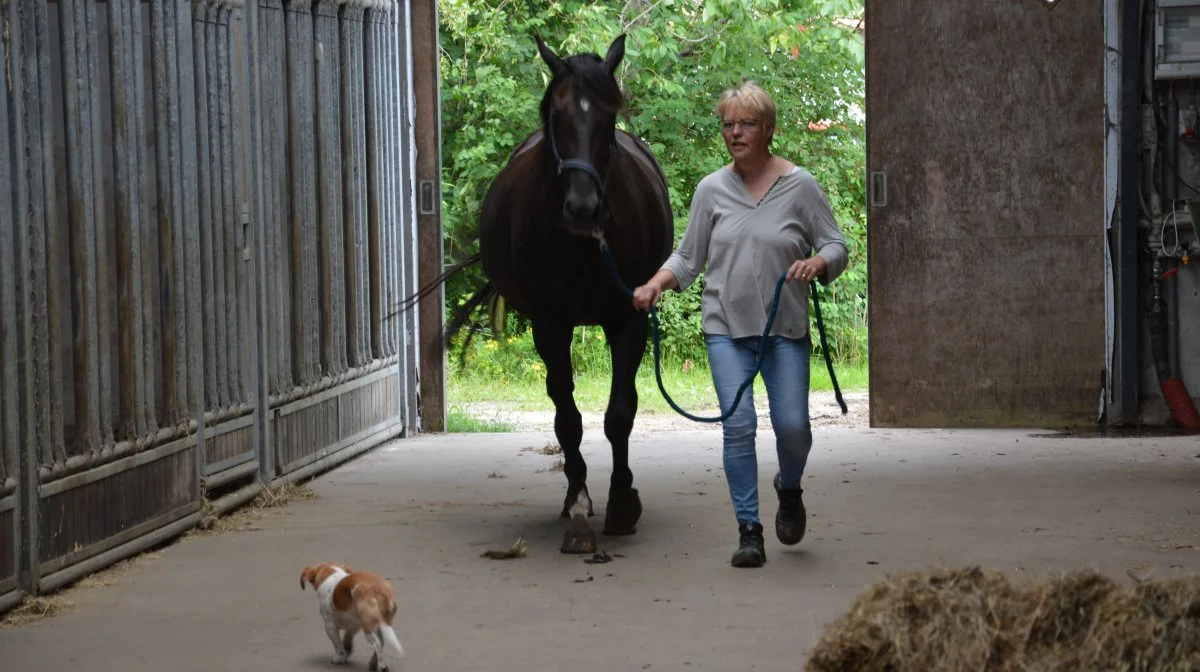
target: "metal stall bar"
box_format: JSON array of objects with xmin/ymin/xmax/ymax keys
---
[
  {"xmin": 107, "ymin": 0, "xmax": 150, "ymax": 444},
  {"xmin": 11, "ymin": 0, "xmax": 46, "ymax": 596},
  {"xmin": 131, "ymin": 0, "xmax": 158, "ymax": 440},
  {"xmin": 93, "ymin": 3, "xmax": 114, "ymax": 453},
  {"xmin": 170, "ymin": 0, "xmax": 205, "ymax": 482},
  {"xmin": 228, "ymin": 0, "xmax": 249, "ymax": 409},
  {"xmin": 341, "ymin": 1, "xmax": 369, "ymax": 369},
  {"xmin": 0, "ymin": 0, "xmax": 20, "ymax": 607},
  {"xmin": 151, "ymin": 0, "xmax": 190, "ymax": 429},
  {"xmin": 60, "ymin": 0, "xmax": 104, "ymax": 461},
  {"xmin": 206, "ymin": 1, "xmax": 231, "ymax": 412},
  {"xmin": 21, "ymin": 0, "xmax": 69, "ymax": 472},
  {"xmin": 378, "ymin": 0, "xmax": 394, "ymax": 360},
  {"xmin": 11, "ymin": 0, "xmax": 64, "ymax": 476},
  {"xmin": 284, "ymin": 0, "xmax": 320, "ymax": 388},
  {"xmin": 314, "ymin": 0, "xmax": 348, "ymax": 377},
  {"xmin": 177, "ymin": 0, "xmax": 207, "ymax": 483},
  {"xmin": 369, "ymin": 1, "xmax": 386, "ymax": 359},
  {"xmin": 389, "ymin": 0, "xmax": 404, "ymax": 360},
  {"xmin": 389, "ymin": 0, "xmax": 405, "ymax": 371},
  {"xmin": 0, "ymin": 0, "xmax": 13, "ymax": 482},
  {"xmin": 397, "ymin": 0, "xmax": 420, "ymax": 431},
  {"xmin": 193, "ymin": 2, "xmax": 219, "ymax": 415},
  {"xmin": 379, "ymin": 0, "xmax": 396, "ymax": 363},
  {"xmin": 246, "ymin": 0, "xmax": 274, "ymax": 483},
  {"xmin": 216, "ymin": 2, "xmax": 243, "ymax": 409},
  {"xmin": 202, "ymin": 0, "xmax": 258, "ymax": 488},
  {"xmin": 39, "ymin": 0, "xmax": 67, "ymax": 469},
  {"xmin": 356, "ymin": 0, "xmax": 371, "ymax": 369},
  {"xmin": 222, "ymin": 3, "xmax": 244, "ymax": 410},
  {"xmin": 394, "ymin": 0, "xmax": 408, "ymax": 367},
  {"xmin": 364, "ymin": 4, "xmax": 383, "ymax": 360},
  {"xmin": 259, "ymin": 0, "xmax": 290, "ymax": 398}
]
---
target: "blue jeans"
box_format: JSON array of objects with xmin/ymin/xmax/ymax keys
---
[{"xmin": 704, "ymin": 333, "xmax": 813, "ymax": 527}]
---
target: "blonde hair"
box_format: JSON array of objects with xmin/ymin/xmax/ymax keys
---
[{"xmin": 714, "ymin": 81, "xmax": 777, "ymax": 131}]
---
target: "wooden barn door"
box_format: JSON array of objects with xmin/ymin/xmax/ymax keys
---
[{"xmin": 864, "ymin": 0, "xmax": 1108, "ymax": 428}]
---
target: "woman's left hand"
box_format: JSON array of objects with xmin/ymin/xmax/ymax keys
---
[{"xmin": 787, "ymin": 255, "xmax": 827, "ymax": 283}]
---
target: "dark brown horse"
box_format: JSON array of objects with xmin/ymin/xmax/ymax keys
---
[{"xmin": 412, "ymin": 34, "xmax": 674, "ymax": 553}]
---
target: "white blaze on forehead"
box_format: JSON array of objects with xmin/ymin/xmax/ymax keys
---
[{"xmin": 580, "ymin": 98, "xmax": 591, "ymax": 113}]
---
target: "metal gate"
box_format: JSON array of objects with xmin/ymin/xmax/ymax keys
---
[{"xmin": 0, "ymin": 0, "xmax": 421, "ymax": 615}]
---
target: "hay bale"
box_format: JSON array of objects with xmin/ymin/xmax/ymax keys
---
[{"xmin": 804, "ymin": 566, "xmax": 1200, "ymax": 672}]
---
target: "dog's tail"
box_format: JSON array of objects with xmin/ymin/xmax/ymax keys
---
[{"xmin": 379, "ymin": 623, "xmax": 405, "ymax": 658}]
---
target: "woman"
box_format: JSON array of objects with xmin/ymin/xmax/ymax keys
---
[{"xmin": 631, "ymin": 81, "xmax": 849, "ymax": 568}]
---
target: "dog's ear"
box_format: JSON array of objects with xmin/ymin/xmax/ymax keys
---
[{"xmin": 300, "ymin": 566, "xmax": 314, "ymax": 590}]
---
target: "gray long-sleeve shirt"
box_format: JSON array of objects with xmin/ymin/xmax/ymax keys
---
[{"xmin": 660, "ymin": 165, "xmax": 850, "ymax": 340}]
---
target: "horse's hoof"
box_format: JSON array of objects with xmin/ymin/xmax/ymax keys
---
[
  {"xmin": 561, "ymin": 486, "xmax": 595, "ymax": 518},
  {"xmin": 603, "ymin": 487, "xmax": 642, "ymax": 535},
  {"xmin": 561, "ymin": 514, "xmax": 597, "ymax": 554}
]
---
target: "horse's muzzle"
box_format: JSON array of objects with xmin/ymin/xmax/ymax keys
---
[{"xmin": 564, "ymin": 190, "xmax": 601, "ymax": 218}]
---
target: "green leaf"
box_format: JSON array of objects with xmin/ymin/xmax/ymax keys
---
[{"xmin": 438, "ymin": 0, "xmax": 868, "ymax": 366}]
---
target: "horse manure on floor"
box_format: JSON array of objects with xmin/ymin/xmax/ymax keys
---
[
  {"xmin": 534, "ymin": 458, "xmax": 566, "ymax": 474},
  {"xmin": 804, "ymin": 565, "xmax": 1200, "ymax": 672},
  {"xmin": 519, "ymin": 443, "xmax": 563, "ymax": 456},
  {"xmin": 480, "ymin": 537, "xmax": 527, "ymax": 560}
]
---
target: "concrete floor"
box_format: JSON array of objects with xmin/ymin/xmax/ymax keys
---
[{"xmin": 0, "ymin": 420, "xmax": 1198, "ymax": 671}]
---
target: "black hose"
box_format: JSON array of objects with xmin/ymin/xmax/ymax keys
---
[{"xmin": 1114, "ymin": 0, "xmax": 1144, "ymax": 425}]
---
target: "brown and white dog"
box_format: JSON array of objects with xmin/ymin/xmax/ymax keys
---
[{"xmin": 300, "ymin": 562, "xmax": 405, "ymax": 670}]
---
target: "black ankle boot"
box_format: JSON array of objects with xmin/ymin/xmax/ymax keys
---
[
  {"xmin": 731, "ymin": 522, "xmax": 766, "ymax": 568},
  {"xmin": 773, "ymin": 472, "xmax": 807, "ymax": 545}
]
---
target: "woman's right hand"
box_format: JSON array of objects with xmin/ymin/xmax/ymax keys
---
[{"xmin": 632, "ymin": 282, "xmax": 662, "ymax": 312}]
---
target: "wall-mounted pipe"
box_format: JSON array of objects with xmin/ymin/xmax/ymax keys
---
[
  {"xmin": 1167, "ymin": 95, "xmax": 1179, "ymax": 203},
  {"xmin": 1161, "ymin": 376, "xmax": 1199, "ymax": 430},
  {"xmin": 1148, "ymin": 258, "xmax": 1171, "ymax": 382},
  {"xmin": 1149, "ymin": 257, "xmax": 1200, "ymax": 430},
  {"xmin": 1114, "ymin": 0, "xmax": 1143, "ymax": 426},
  {"xmin": 1166, "ymin": 255, "xmax": 1180, "ymax": 376}
]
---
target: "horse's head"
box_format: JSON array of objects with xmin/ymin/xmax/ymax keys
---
[{"xmin": 535, "ymin": 34, "xmax": 626, "ymax": 238}]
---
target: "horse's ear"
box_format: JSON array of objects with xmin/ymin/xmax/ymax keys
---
[
  {"xmin": 603, "ymin": 34, "xmax": 626, "ymax": 75},
  {"xmin": 534, "ymin": 34, "xmax": 568, "ymax": 78}
]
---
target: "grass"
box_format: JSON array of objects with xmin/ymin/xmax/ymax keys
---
[
  {"xmin": 442, "ymin": 322, "xmax": 869, "ymax": 431},
  {"xmin": 447, "ymin": 356, "xmax": 869, "ymax": 428},
  {"xmin": 447, "ymin": 405, "xmax": 518, "ymax": 432}
]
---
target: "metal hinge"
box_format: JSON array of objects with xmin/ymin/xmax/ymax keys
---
[
  {"xmin": 241, "ymin": 208, "xmax": 251, "ymax": 262},
  {"xmin": 870, "ymin": 171, "xmax": 887, "ymax": 208}
]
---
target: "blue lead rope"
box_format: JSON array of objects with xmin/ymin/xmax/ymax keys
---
[{"xmin": 597, "ymin": 239, "xmax": 847, "ymax": 423}]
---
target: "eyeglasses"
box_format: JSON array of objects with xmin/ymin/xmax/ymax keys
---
[{"xmin": 721, "ymin": 119, "xmax": 759, "ymax": 132}]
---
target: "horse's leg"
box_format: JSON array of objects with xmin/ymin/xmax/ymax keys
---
[
  {"xmin": 531, "ymin": 320, "xmax": 595, "ymax": 554},
  {"xmin": 600, "ymin": 313, "xmax": 647, "ymax": 535}
]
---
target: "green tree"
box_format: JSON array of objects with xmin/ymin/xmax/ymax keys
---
[{"xmin": 437, "ymin": 0, "xmax": 866, "ymax": 369}]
